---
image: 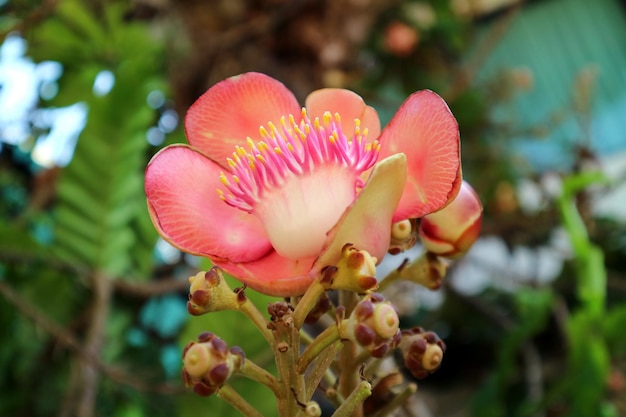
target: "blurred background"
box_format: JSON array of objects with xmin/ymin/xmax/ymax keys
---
[{"xmin": 1, "ymin": 0, "xmax": 625, "ymax": 416}]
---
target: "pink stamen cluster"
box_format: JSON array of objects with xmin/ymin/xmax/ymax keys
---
[{"xmin": 218, "ymin": 109, "xmax": 381, "ymax": 212}]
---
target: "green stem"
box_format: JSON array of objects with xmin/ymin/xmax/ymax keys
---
[
  {"xmin": 337, "ymin": 290, "xmax": 362, "ymax": 417},
  {"xmin": 238, "ymin": 298, "xmax": 275, "ymax": 348},
  {"xmin": 371, "ymin": 383, "xmax": 417, "ymax": 417},
  {"xmin": 305, "ymin": 341, "xmax": 343, "ymax": 400},
  {"xmin": 297, "ymin": 325, "xmax": 341, "ymax": 373},
  {"xmin": 239, "ymin": 358, "xmax": 280, "ymax": 396},
  {"xmin": 377, "ymin": 252, "xmax": 445, "ymax": 292},
  {"xmin": 293, "ymin": 280, "xmax": 326, "ymax": 329},
  {"xmin": 217, "ymin": 384, "xmax": 264, "ymax": 417},
  {"xmin": 331, "ymin": 380, "xmax": 372, "ymax": 417}
]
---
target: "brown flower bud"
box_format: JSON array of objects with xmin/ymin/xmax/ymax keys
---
[
  {"xmin": 187, "ymin": 267, "xmax": 239, "ymax": 316},
  {"xmin": 399, "ymin": 327, "xmax": 445, "ymax": 379},
  {"xmin": 181, "ymin": 332, "xmax": 244, "ymax": 396},
  {"xmin": 340, "ymin": 294, "xmax": 401, "ymax": 358},
  {"xmin": 419, "ymin": 181, "xmax": 482, "ymax": 259}
]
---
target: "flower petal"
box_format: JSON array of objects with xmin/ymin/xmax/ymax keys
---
[
  {"xmin": 145, "ymin": 145, "xmax": 272, "ymax": 262},
  {"xmin": 214, "ymin": 252, "xmax": 316, "ymax": 297},
  {"xmin": 313, "ymin": 153, "xmax": 408, "ymax": 273},
  {"xmin": 378, "ymin": 90, "xmax": 462, "ymax": 221},
  {"xmin": 185, "ymin": 72, "xmax": 301, "ymax": 165},
  {"xmin": 305, "ymin": 88, "xmax": 381, "ymax": 140}
]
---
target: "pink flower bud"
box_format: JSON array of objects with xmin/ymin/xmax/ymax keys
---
[
  {"xmin": 399, "ymin": 327, "xmax": 445, "ymax": 379},
  {"xmin": 418, "ymin": 180, "xmax": 482, "ymax": 259},
  {"xmin": 340, "ymin": 294, "xmax": 401, "ymax": 358},
  {"xmin": 181, "ymin": 332, "xmax": 244, "ymax": 396}
]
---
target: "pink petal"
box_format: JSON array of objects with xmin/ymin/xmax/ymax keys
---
[
  {"xmin": 378, "ymin": 90, "xmax": 462, "ymax": 221},
  {"xmin": 313, "ymin": 153, "xmax": 408, "ymax": 274},
  {"xmin": 305, "ymin": 88, "xmax": 381, "ymax": 140},
  {"xmin": 185, "ymin": 72, "xmax": 301, "ymax": 166},
  {"xmin": 145, "ymin": 145, "xmax": 272, "ymax": 262},
  {"xmin": 214, "ymin": 252, "xmax": 316, "ymax": 297}
]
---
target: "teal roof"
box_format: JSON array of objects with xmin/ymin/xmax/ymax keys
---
[{"xmin": 469, "ymin": 0, "xmax": 626, "ymax": 170}]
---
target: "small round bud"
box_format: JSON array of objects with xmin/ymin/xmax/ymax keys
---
[
  {"xmin": 304, "ymin": 401, "xmax": 322, "ymax": 417},
  {"xmin": 419, "ymin": 181, "xmax": 482, "ymax": 259},
  {"xmin": 399, "ymin": 327, "xmax": 446, "ymax": 379},
  {"xmin": 340, "ymin": 294, "xmax": 401, "ymax": 358},
  {"xmin": 187, "ymin": 267, "xmax": 239, "ymax": 316},
  {"xmin": 181, "ymin": 332, "xmax": 244, "ymax": 396},
  {"xmin": 388, "ymin": 219, "xmax": 417, "ymax": 255}
]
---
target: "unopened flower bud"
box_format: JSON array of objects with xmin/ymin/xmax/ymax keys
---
[
  {"xmin": 340, "ymin": 294, "xmax": 401, "ymax": 358},
  {"xmin": 187, "ymin": 267, "xmax": 239, "ymax": 316},
  {"xmin": 181, "ymin": 332, "xmax": 244, "ymax": 396},
  {"xmin": 321, "ymin": 244, "xmax": 378, "ymax": 292},
  {"xmin": 303, "ymin": 401, "xmax": 322, "ymax": 417},
  {"xmin": 419, "ymin": 181, "xmax": 482, "ymax": 259},
  {"xmin": 399, "ymin": 327, "xmax": 445, "ymax": 379},
  {"xmin": 388, "ymin": 219, "xmax": 417, "ymax": 255}
]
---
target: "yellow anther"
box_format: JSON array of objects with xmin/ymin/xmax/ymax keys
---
[
  {"xmin": 219, "ymin": 173, "xmax": 230, "ymax": 185},
  {"xmin": 334, "ymin": 113, "xmax": 341, "ymax": 124},
  {"xmin": 314, "ymin": 118, "xmax": 321, "ymax": 130},
  {"xmin": 365, "ymin": 143, "xmax": 372, "ymax": 152},
  {"xmin": 227, "ymin": 158, "xmax": 237, "ymax": 169},
  {"xmin": 289, "ymin": 114, "xmax": 297, "ymax": 128},
  {"xmin": 257, "ymin": 154, "xmax": 266, "ymax": 164},
  {"xmin": 354, "ymin": 119, "xmax": 361, "ymax": 128},
  {"xmin": 233, "ymin": 175, "xmax": 240, "ymax": 183},
  {"xmin": 301, "ymin": 108, "xmax": 308, "ymax": 119},
  {"xmin": 330, "ymin": 131, "xmax": 338, "ymax": 143},
  {"xmin": 323, "ymin": 111, "xmax": 332, "ymax": 126},
  {"xmin": 259, "ymin": 126, "xmax": 269, "ymax": 138},
  {"xmin": 363, "ymin": 127, "xmax": 369, "ymax": 137},
  {"xmin": 287, "ymin": 143, "xmax": 294, "ymax": 152},
  {"xmin": 274, "ymin": 147, "xmax": 283, "ymax": 155},
  {"xmin": 280, "ymin": 115, "xmax": 287, "ymax": 127},
  {"xmin": 304, "ymin": 124, "xmax": 311, "ymax": 135},
  {"xmin": 268, "ymin": 121, "xmax": 277, "ymax": 133},
  {"xmin": 236, "ymin": 146, "xmax": 247, "ymax": 157}
]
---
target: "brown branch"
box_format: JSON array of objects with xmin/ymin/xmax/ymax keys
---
[
  {"xmin": 0, "ymin": 279, "xmax": 184, "ymax": 396},
  {"xmin": 74, "ymin": 271, "xmax": 112, "ymax": 417},
  {"xmin": 112, "ymin": 276, "xmax": 190, "ymax": 298}
]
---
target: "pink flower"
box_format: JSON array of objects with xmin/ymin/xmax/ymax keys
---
[{"xmin": 145, "ymin": 73, "xmax": 461, "ymax": 296}]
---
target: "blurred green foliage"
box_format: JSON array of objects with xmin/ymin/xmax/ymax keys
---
[{"xmin": 0, "ymin": 0, "xmax": 625, "ymax": 416}]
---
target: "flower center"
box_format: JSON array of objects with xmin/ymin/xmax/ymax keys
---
[{"xmin": 218, "ymin": 109, "xmax": 380, "ymax": 259}]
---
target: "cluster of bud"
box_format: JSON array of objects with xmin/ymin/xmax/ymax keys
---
[
  {"xmin": 181, "ymin": 332, "xmax": 245, "ymax": 396},
  {"xmin": 340, "ymin": 294, "xmax": 401, "ymax": 357},
  {"xmin": 187, "ymin": 267, "xmax": 240, "ymax": 316},
  {"xmin": 398, "ymin": 327, "xmax": 445, "ymax": 379}
]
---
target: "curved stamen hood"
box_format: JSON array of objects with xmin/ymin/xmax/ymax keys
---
[{"xmin": 218, "ymin": 109, "xmax": 380, "ymax": 260}]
